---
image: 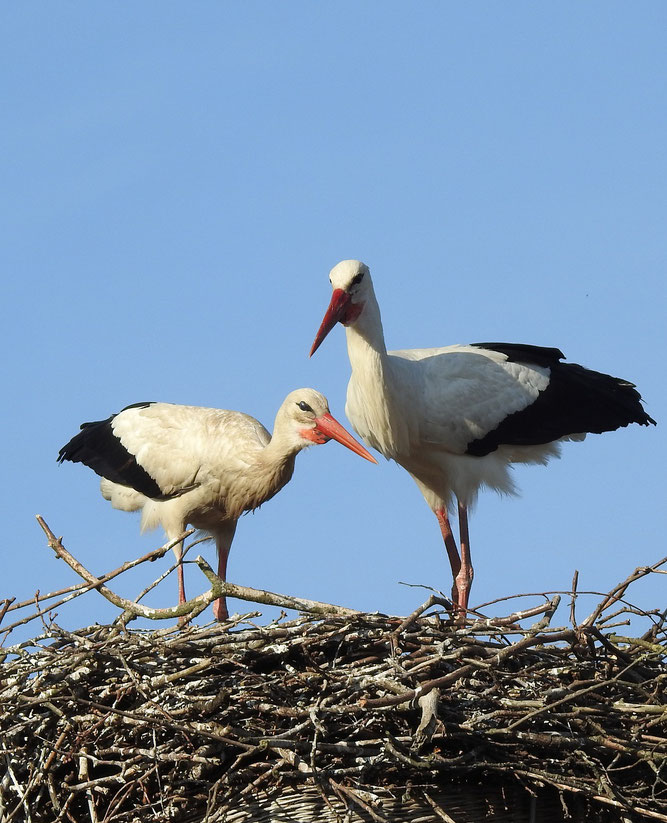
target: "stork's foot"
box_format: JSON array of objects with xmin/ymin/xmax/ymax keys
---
[{"xmin": 452, "ymin": 566, "xmax": 474, "ymax": 624}]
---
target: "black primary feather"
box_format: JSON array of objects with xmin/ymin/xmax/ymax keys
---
[
  {"xmin": 57, "ymin": 402, "xmax": 174, "ymax": 500},
  {"xmin": 466, "ymin": 343, "xmax": 656, "ymax": 457}
]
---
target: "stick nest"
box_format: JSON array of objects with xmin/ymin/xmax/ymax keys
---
[{"xmin": 1, "ymin": 527, "xmax": 666, "ymax": 822}]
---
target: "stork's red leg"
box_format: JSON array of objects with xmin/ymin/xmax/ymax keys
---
[
  {"xmin": 213, "ymin": 540, "xmax": 231, "ymax": 622},
  {"xmin": 435, "ymin": 508, "xmax": 461, "ymax": 609},
  {"xmin": 455, "ymin": 502, "xmax": 474, "ymax": 615},
  {"xmin": 174, "ymin": 541, "xmax": 186, "ymax": 606},
  {"xmin": 171, "ymin": 539, "xmax": 189, "ymax": 628}
]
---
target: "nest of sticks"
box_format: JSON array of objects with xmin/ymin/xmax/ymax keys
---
[{"xmin": 1, "ymin": 519, "xmax": 666, "ymax": 823}]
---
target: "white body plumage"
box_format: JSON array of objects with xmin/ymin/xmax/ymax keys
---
[{"xmin": 344, "ymin": 338, "xmax": 562, "ymax": 513}]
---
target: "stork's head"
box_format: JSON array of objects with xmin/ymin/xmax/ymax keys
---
[
  {"xmin": 310, "ymin": 260, "xmax": 371, "ymax": 356},
  {"xmin": 277, "ymin": 388, "xmax": 376, "ymax": 463}
]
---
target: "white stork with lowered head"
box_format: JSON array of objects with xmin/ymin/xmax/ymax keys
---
[
  {"xmin": 58, "ymin": 388, "xmax": 376, "ymax": 621},
  {"xmin": 310, "ymin": 260, "xmax": 656, "ymax": 616}
]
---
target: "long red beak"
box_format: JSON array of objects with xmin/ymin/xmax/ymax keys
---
[
  {"xmin": 303, "ymin": 413, "xmax": 377, "ymax": 463},
  {"xmin": 310, "ymin": 289, "xmax": 350, "ymax": 357}
]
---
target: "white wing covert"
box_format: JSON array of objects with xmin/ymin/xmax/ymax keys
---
[
  {"xmin": 390, "ymin": 346, "xmax": 550, "ymax": 454},
  {"xmin": 111, "ymin": 404, "xmax": 271, "ymax": 496}
]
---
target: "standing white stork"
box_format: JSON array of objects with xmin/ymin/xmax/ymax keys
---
[
  {"xmin": 58, "ymin": 388, "xmax": 376, "ymax": 621},
  {"xmin": 310, "ymin": 260, "xmax": 656, "ymax": 615}
]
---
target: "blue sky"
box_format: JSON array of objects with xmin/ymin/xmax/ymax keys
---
[{"xmin": 3, "ymin": 3, "xmax": 665, "ymax": 638}]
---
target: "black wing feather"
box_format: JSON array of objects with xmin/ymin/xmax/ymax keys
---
[
  {"xmin": 466, "ymin": 343, "xmax": 656, "ymax": 456},
  {"xmin": 57, "ymin": 402, "xmax": 174, "ymax": 500}
]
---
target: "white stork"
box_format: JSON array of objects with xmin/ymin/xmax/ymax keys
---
[
  {"xmin": 310, "ymin": 260, "xmax": 656, "ymax": 615},
  {"xmin": 58, "ymin": 388, "xmax": 376, "ymax": 621}
]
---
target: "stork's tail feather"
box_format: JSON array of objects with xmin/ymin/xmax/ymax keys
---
[{"xmin": 100, "ymin": 478, "xmax": 145, "ymax": 512}]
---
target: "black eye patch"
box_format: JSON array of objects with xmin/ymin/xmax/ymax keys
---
[
  {"xmin": 351, "ymin": 272, "xmax": 364, "ymax": 286},
  {"xmin": 297, "ymin": 401, "xmax": 314, "ymax": 412}
]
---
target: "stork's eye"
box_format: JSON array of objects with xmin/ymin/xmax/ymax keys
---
[
  {"xmin": 297, "ymin": 401, "xmax": 313, "ymax": 412},
  {"xmin": 351, "ymin": 272, "xmax": 364, "ymax": 286}
]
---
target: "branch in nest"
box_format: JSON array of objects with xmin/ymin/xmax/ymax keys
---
[
  {"xmin": 583, "ymin": 555, "xmax": 667, "ymax": 627},
  {"xmin": 35, "ymin": 515, "xmax": 360, "ymax": 623}
]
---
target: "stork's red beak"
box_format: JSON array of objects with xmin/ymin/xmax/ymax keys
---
[
  {"xmin": 310, "ymin": 289, "xmax": 351, "ymax": 357},
  {"xmin": 302, "ymin": 412, "xmax": 377, "ymax": 463}
]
